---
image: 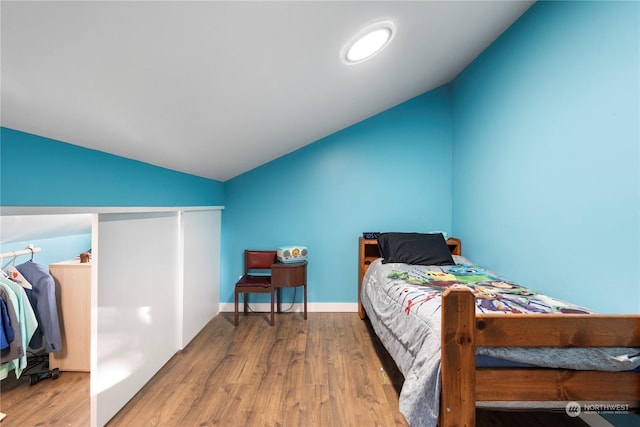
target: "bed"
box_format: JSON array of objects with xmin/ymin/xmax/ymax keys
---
[{"xmin": 358, "ymin": 233, "xmax": 640, "ymax": 427}]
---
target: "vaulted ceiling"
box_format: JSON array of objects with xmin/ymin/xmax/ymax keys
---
[{"xmin": 1, "ymin": 1, "xmax": 534, "ymax": 182}]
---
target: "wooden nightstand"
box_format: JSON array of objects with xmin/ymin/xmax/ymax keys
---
[
  {"xmin": 358, "ymin": 238, "xmax": 380, "ymax": 320},
  {"xmin": 271, "ymin": 261, "xmax": 307, "ymax": 319}
]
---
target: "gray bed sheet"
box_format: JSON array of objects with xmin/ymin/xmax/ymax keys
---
[{"xmin": 360, "ymin": 257, "xmax": 640, "ymax": 427}]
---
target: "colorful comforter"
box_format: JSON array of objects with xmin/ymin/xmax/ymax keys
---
[{"xmin": 360, "ymin": 257, "xmax": 640, "ymax": 427}]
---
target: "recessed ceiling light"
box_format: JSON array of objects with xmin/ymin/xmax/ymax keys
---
[{"xmin": 341, "ymin": 20, "xmax": 395, "ymax": 65}]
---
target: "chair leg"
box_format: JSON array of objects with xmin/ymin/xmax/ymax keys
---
[
  {"xmin": 270, "ymin": 288, "xmax": 275, "ymax": 326},
  {"xmin": 244, "ymin": 292, "xmax": 249, "ymax": 315},
  {"xmin": 234, "ymin": 289, "xmax": 239, "ymax": 326},
  {"xmin": 303, "ymin": 284, "xmax": 307, "ymax": 320}
]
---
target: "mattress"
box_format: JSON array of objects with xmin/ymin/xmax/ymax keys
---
[{"xmin": 361, "ymin": 256, "xmax": 640, "ymax": 427}]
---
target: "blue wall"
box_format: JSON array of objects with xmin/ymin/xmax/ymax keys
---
[
  {"xmin": 451, "ymin": 0, "xmax": 639, "ymax": 313},
  {"xmin": 0, "ymin": 127, "xmax": 225, "ymax": 206},
  {"xmin": 221, "ymin": 87, "xmax": 453, "ymax": 305}
]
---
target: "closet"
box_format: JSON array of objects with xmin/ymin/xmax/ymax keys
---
[
  {"xmin": 0, "ymin": 245, "xmax": 73, "ymax": 423},
  {"xmin": 1, "ymin": 245, "xmax": 76, "ymax": 370},
  {"xmin": 0, "ymin": 247, "xmax": 49, "ymax": 379},
  {"xmin": 0, "ymin": 206, "xmax": 222, "ymax": 427}
]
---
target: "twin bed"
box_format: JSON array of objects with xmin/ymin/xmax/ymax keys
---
[{"xmin": 358, "ymin": 233, "xmax": 640, "ymax": 427}]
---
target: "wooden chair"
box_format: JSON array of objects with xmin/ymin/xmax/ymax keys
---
[{"xmin": 234, "ymin": 250, "xmax": 277, "ymax": 326}]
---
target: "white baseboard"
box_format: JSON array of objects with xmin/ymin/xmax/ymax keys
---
[{"xmin": 219, "ymin": 302, "xmax": 358, "ymax": 313}]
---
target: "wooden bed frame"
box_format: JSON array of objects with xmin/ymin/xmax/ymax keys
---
[
  {"xmin": 358, "ymin": 237, "xmax": 640, "ymax": 427},
  {"xmin": 441, "ymin": 286, "xmax": 640, "ymax": 426}
]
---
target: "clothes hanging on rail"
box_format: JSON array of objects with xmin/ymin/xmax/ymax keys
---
[
  {"xmin": 0, "ymin": 275, "xmax": 38, "ymax": 380},
  {"xmin": 16, "ymin": 261, "xmax": 62, "ymax": 353},
  {"xmin": 0, "ymin": 287, "xmax": 23, "ymax": 363},
  {"xmin": 0, "ymin": 296, "xmax": 13, "ymax": 350}
]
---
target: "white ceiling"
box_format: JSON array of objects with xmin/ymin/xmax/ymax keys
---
[{"xmin": 1, "ymin": 1, "xmax": 534, "ymax": 182}]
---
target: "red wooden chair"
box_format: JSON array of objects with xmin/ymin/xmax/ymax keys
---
[{"xmin": 234, "ymin": 250, "xmax": 277, "ymax": 326}]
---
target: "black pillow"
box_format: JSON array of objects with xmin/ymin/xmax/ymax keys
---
[{"xmin": 378, "ymin": 232, "xmax": 454, "ymax": 266}]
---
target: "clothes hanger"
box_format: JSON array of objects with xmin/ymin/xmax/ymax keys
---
[
  {"xmin": 3, "ymin": 253, "xmax": 33, "ymax": 290},
  {"xmin": 1, "ymin": 253, "xmax": 17, "ymax": 271}
]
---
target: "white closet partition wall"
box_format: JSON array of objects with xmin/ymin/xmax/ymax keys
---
[
  {"xmin": 94, "ymin": 212, "xmax": 180, "ymax": 426},
  {"xmin": 181, "ymin": 209, "xmax": 220, "ymax": 347}
]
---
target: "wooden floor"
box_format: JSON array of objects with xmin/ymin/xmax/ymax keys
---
[
  {"xmin": 0, "ymin": 312, "xmax": 600, "ymax": 426},
  {"xmin": 0, "ymin": 355, "xmax": 90, "ymax": 426},
  {"xmin": 108, "ymin": 312, "xmax": 408, "ymax": 427}
]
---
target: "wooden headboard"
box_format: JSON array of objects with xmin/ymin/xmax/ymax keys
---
[{"xmin": 357, "ymin": 236, "xmax": 461, "ymax": 319}]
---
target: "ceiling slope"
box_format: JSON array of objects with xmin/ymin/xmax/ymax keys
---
[{"xmin": 1, "ymin": 1, "xmax": 534, "ymax": 181}]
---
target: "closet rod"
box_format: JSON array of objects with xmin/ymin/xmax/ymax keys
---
[{"xmin": 0, "ymin": 247, "xmax": 41, "ymax": 260}]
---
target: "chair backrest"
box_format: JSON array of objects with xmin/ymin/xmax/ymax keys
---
[{"xmin": 244, "ymin": 250, "xmax": 278, "ymax": 273}]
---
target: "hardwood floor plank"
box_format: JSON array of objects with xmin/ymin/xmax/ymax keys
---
[
  {"xmin": 0, "ymin": 367, "xmax": 89, "ymax": 427},
  {"xmin": 295, "ymin": 384, "xmax": 331, "ymax": 427},
  {"xmin": 302, "ymin": 315, "xmax": 329, "ymax": 386}
]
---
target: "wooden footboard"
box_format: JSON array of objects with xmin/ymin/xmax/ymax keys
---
[{"xmin": 440, "ymin": 286, "xmax": 640, "ymax": 427}]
